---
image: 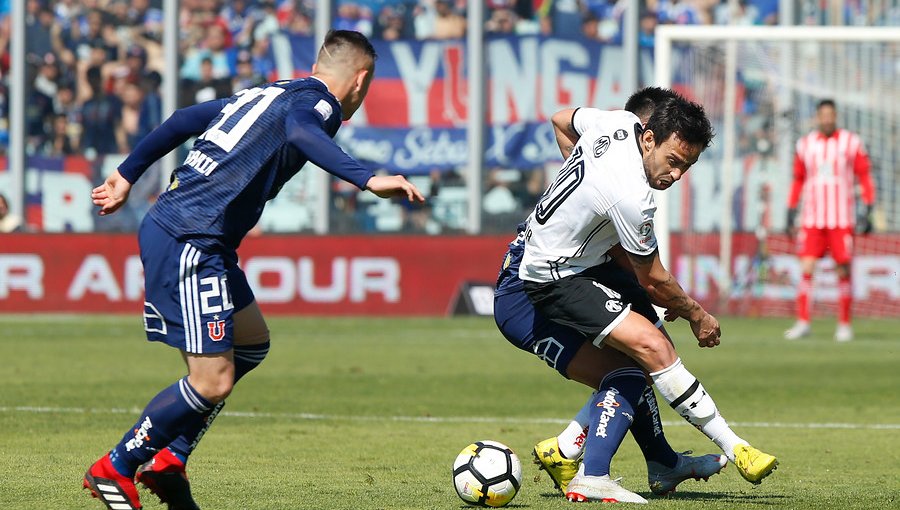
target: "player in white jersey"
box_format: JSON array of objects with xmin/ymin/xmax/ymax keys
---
[
  {"xmin": 784, "ymin": 99, "xmax": 875, "ymax": 342},
  {"xmin": 516, "ymin": 93, "xmax": 776, "ymax": 501}
]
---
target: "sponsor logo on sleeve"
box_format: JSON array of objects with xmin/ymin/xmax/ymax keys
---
[
  {"xmin": 614, "ymin": 129, "xmax": 628, "ymax": 140},
  {"xmin": 638, "ymin": 220, "xmax": 654, "ymax": 244},
  {"xmin": 314, "ymin": 99, "xmax": 333, "ymax": 121}
]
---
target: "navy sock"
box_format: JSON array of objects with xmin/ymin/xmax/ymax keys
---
[
  {"xmin": 582, "ymin": 368, "xmax": 647, "ymax": 476},
  {"xmin": 166, "ymin": 342, "xmax": 270, "ymax": 463},
  {"xmin": 109, "ymin": 377, "xmax": 212, "ymax": 477},
  {"xmin": 630, "ymin": 385, "xmax": 678, "ymax": 468}
]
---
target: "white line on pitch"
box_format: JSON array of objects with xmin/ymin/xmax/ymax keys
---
[{"xmin": 1, "ymin": 405, "xmax": 899, "ymax": 430}]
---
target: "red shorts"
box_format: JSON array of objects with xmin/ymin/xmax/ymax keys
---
[{"xmin": 796, "ymin": 227, "xmax": 853, "ymax": 264}]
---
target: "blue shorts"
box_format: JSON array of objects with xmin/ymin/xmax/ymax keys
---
[
  {"xmin": 139, "ymin": 218, "xmax": 255, "ymax": 354},
  {"xmin": 494, "ymin": 289, "xmax": 587, "ymax": 378},
  {"xmin": 494, "ymin": 256, "xmax": 659, "ymax": 378}
]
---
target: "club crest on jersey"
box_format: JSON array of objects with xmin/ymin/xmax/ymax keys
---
[
  {"xmin": 207, "ymin": 320, "xmax": 226, "ymax": 341},
  {"xmin": 593, "ymin": 136, "xmax": 610, "ymax": 158},
  {"xmin": 614, "ymin": 129, "xmax": 628, "ymax": 141}
]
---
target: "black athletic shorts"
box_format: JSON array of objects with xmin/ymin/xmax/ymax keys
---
[{"xmin": 522, "ymin": 260, "xmax": 659, "ymax": 343}]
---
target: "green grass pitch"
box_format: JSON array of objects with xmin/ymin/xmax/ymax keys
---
[{"xmin": 1, "ymin": 314, "xmax": 898, "ymax": 509}]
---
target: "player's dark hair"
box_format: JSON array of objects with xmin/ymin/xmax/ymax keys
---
[
  {"xmin": 323, "ymin": 29, "xmax": 378, "ymax": 62},
  {"xmin": 645, "ymin": 96, "xmax": 714, "ymax": 149},
  {"xmin": 624, "ymin": 87, "xmax": 677, "ymax": 120},
  {"xmin": 817, "ymin": 98, "xmax": 836, "ymax": 110}
]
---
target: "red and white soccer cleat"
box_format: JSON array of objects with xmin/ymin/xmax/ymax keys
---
[
  {"xmin": 135, "ymin": 448, "xmax": 201, "ymax": 510},
  {"xmin": 565, "ymin": 464, "xmax": 648, "ymax": 504},
  {"xmin": 83, "ymin": 453, "xmax": 143, "ymax": 510}
]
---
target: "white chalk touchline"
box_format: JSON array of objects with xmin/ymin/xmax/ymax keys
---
[{"xmin": 1, "ymin": 405, "xmax": 898, "ymax": 430}]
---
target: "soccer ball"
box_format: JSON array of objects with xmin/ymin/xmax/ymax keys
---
[{"xmin": 452, "ymin": 440, "xmax": 522, "ymax": 507}]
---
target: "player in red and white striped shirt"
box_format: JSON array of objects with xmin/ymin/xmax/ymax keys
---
[{"xmin": 784, "ymin": 99, "xmax": 875, "ymax": 342}]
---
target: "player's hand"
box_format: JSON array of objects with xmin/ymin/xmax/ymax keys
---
[
  {"xmin": 92, "ymin": 170, "xmax": 132, "ymax": 216},
  {"xmin": 663, "ymin": 307, "xmax": 678, "ymax": 322},
  {"xmin": 366, "ymin": 175, "xmax": 426, "ymax": 203},
  {"xmin": 786, "ymin": 208, "xmax": 797, "ymax": 238},
  {"xmin": 690, "ymin": 312, "xmax": 721, "ymax": 348},
  {"xmin": 858, "ymin": 205, "xmax": 874, "ymax": 235}
]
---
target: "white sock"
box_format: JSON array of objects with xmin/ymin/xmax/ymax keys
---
[
  {"xmin": 556, "ymin": 393, "xmax": 594, "ymax": 459},
  {"xmin": 557, "ymin": 419, "xmax": 589, "ymax": 460},
  {"xmin": 650, "ymin": 358, "xmax": 747, "ymax": 461}
]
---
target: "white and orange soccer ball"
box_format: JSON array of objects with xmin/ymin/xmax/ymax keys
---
[{"xmin": 452, "ymin": 440, "xmax": 522, "ymax": 507}]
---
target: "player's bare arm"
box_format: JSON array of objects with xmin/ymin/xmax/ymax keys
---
[
  {"xmin": 625, "ymin": 249, "xmax": 721, "ymax": 348},
  {"xmin": 366, "ymin": 175, "xmax": 426, "ymax": 203},
  {"xmin": 91, "ymin": 170, "xmax": 132, "ymax": 216},
  {"xmin": 551, "ymin": 108, "xmax": 579, "ymax": 160}
]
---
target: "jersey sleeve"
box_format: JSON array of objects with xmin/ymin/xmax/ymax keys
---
[
  {"xmin": 607, "ymin": 192, "xmax": 658, "ymax": 256},
  {"xmin": 572, "ymin": 108, "xmax": 607, "ymax": 136},
  {"xmin": 787, "ymin": 138, "xmax": 807, "ymax": 209},
  {"xmin": 118, "ymin": 98, "xmax": 228, "ymax": 183},
  {"xmin": 852, "ymin": 135, "xmax": 875, "ymax": 205},
  {"xmin": 284, "ymin": 107, "xmax": 374, "ymax": 190}
]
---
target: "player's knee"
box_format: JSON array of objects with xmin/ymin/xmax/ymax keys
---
[
  {"xmin": 189, "ymin": 372, "xmax": 236, "ymax": 403},
  {"xmin": 192, "ymin": 377, "xmax": 234, "ymax": 404},
  {"xmin": 625, "ymin": 331, "xmax": 677, "ymax": 373}
]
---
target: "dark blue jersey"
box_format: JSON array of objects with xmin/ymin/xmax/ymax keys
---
[
  {"xmin": 494, "ymin": 222, "xmax": 528, "ymax": 297},
  {"xmin": 118, "ymin": 77, "xmax": 374, "ymax": 253}
]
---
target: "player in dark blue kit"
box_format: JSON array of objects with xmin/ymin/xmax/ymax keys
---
[{"xmin": 82, "ymin": 31, "xmax": 424, "ymax": 510}]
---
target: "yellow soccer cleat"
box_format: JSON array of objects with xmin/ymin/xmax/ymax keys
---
[
  {"xmin": 532, "ymin": 437, "xmax": 581, "ymax": 493},
  {"xmin": 733, "ymin": 444, "xmax": 778, "ymax": 484}
]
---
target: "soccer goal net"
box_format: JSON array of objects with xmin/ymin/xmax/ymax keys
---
[{"xmin": 653, "ymin": 26, "xmax": 899, "ymax": 318}]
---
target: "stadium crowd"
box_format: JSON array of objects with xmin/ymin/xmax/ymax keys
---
[
  {"xmin": 0, "ymin": 0, "xmax": 896, "ymax": 234},
  {"xmin": 7, "ymin": 0, "xmax": 897, "ymax": 159}
]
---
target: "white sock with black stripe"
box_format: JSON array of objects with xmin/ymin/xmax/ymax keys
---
[{"xmin": 650, "ymin": 358, "xmax": 746, "ymax": 461}]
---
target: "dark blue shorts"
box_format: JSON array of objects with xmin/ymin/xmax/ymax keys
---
[
  {"xmin": 139, "ymin": 218, "xmax": 255, "ymax": 354},
  {"xmin": 494, "ymin": 257, "xmax": 660, "ymax": 378},
  {"xmin": 494, "ymin": 289, "xmax": 587, "ymax": 378}
]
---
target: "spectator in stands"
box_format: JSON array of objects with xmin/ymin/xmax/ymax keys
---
[
  {"xmin": 79, "ymin": 65, "xmax": 124, "ymax": 158},
  {"xmin": 375, "ymin": 6, "xmax": 408, "ymax": 40},
  {"xmin": 220, "ymin": 0, "xmax": 257, "ymax": 48},
  {"xmin": 0, "ymin": 193, "xmax": 22, "ymax": 233},
  {"xmin": 25, "ymin": 62, "xmax": 55, "ymax": 155},
  {"xmin": 252, "ymin": 0, "xmax": 281, "ymax": 41},
  {"xmin": 417, "ymin": 0, "xmax": 466, "ymax": 40},
  {"xmin": 433, "ymin": 0, "xmax": 466, "ymax": 39},
  {"xmin": 45, "ymin": 112, "xmax": 76, "ymax": 156},
  {"xmin": 282, "ymin": 5, "xmax": 313, "ymax": 36},
  {"xmin": 25, "ymin": 0, "xmax": 55, "ymax": 62},
  {"xmin": 121, "ymin": 44, "xmax": 150, "ymax": 86},
  {"xmin": 136, "ymin": 70, "xmax": 162, "ymax": 141},
  {"xmin": 486, "ymin": 7, "xmax": 519, "ymax": 34},
  {"xmin": 248, "ymin": 36, "xmax": 276, "ymax": 79},
  {"xmin": 657, "ymin": 0, "xmax": 707, "ymax": 25},
  {"xmin": 187, "ymin": 56, "xmax": 232, "ymax": 104},
  {"xmin": 127, "ymin": 0, "xmax": 164, "ymax": 40},
  {"xmin": 639, "ymin": 9, "xmax": 657, "ymax": 47},
  {"xmin": 538, "ymin": 0, "xmax": 582, "ymax": 39},
  {"xmin": 180, "ymin": 22, "xmax": 233, "ymax": 83},
  {"xmin": 120, "ymin": 81, "xmax": 145, "ymax": 151},
  {"xmin": 488, "ymin": 0, "xmax": 535, "ymax": 23},
  {"xmin": 232, "ymin": 48, "xmax": 266, "ymax": 93},
  {"xmin": 33, "ymin": 52, "xmax": 60, "ymax": 99},
  {"xmin": 335, "ymin": 2, "xmax": 374, "ymax": 37}
]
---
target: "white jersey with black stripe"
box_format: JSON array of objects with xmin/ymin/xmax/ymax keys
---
[{"xmin": 519, "ymin": 108, "xmax": 658, "ymax": 283}]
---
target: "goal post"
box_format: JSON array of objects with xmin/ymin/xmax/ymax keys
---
[{"xmin": 653, "ymin": 25, "xmax": 900, "ymax": 318}]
